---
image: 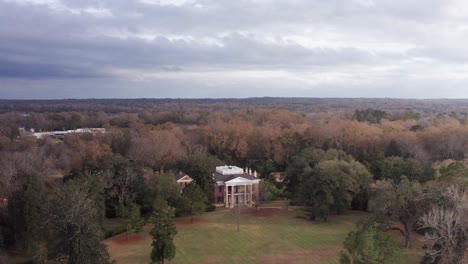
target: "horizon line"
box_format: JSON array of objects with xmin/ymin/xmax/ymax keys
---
[{"xmin": 2, "ymin": 96, "xmax": 468, "ymax": 101}]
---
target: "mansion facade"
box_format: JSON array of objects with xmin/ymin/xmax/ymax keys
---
[{"xmin": 213, "ymin": 166, "xmax": 260, "ymax": 208}]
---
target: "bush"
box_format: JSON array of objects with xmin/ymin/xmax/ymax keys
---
[
  {"xmin": 205, "ymin": 204, "xmax": 216, "ymax": 212},
  {"xmin": 104, "ymin": 225, "xmax": 127, "ymax": 239},
  {"xmin": 259, "ymin": 180, "xmax": 283, "ymax": 201},
  {"xmin": 128, "ymin": 203, "xmax": 145, "ymax": 233}
]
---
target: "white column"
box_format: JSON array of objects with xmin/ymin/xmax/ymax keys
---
[
  {"xmin": 225, "ymin": 185, "xmax": 228, "ymax": 208},
  {"xmin": 244, "ymin": 185, "xmax": 247, "ymax": 205},
  {"xmin": 231, "ymin": 186, "xmax": 234, "ymax": 208}
]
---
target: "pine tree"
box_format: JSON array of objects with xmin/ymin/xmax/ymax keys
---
[
  {"xmin": 384, "ymin": 139, "xmax": 401, "ymax": 157},
  {"xmin": 150, "ymin": 206, "xmax": 177, "ymax": 264},
  {"xmin": 128, "ymin": 203, "xmax": 145, "ymax": 234},
  {"xmin": 182, "ymin": 184, "xmax": 208, "ymax": 224},
  {"xmin": 48, "ymin": 178, "xmax": 111, "ymax": 264}
]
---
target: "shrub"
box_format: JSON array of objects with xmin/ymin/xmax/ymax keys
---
[
  {"xmin": 104, "ymin": 226, "xmax": 127, "ymax": 239},
  {"xmin": 205, "ymin": 204, "xmax": 216, "ymax": 212}
]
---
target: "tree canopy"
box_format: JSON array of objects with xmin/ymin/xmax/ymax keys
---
[
  {"xmin": 339, "ymin": 225, "xmax": 401, "ymax": 264},
  {"xmin": 299, "ymin": 159, "xmax": 372, "ymax": 221},
  {"xmin": 369, "ymin": 177, "xmax": 428, "ymax": 248}
]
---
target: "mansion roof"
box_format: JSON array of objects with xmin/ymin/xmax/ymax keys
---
[
  {"xmin": 176, "ymin": 172, "xmax": 192, "ymax": 181},
  {"xmin": 214, "ymin": 172, "xmax": 258, "ymax": 183}
]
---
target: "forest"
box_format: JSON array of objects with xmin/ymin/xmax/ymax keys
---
[{"xmin": 0, "ymin": 99, "xmax": 467, "ymax": 263}]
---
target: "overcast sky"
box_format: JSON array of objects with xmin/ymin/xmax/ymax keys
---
[{"xmin": 1, "ymin": 0, "xmax": 468, "ymax": 99}]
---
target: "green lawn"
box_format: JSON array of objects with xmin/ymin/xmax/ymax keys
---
[{"xmin": 105, "ymin": 207, "xmax": 424, "ymax": 264}]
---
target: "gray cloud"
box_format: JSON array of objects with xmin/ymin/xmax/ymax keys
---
[{"xmin": 1, "ymin": 0, "xmax": 468, "ymax": 98}]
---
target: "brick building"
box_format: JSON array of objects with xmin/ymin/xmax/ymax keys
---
[
  {"xmin": 176, "ymin": 172, "xmax": 193, "ymax": 191},
  {"xmin": 213, "ymin": 166, "xmax": 260, "ymax": 208}
]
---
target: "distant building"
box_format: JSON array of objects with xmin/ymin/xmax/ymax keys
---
[
  {"xmin": 176, "ymin": 172, "xmax": 193, "ymax": 191},
  {"xmin": 213, "ymin": 166, "xmax": 260, "ymax": 208},
  {"xmin": 32, "ymin": 128, "xmax": 106, "ymax": 139}
]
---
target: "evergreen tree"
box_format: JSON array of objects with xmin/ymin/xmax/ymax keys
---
[
  {"xmin": 47, "ymin": 177, "xmax": 111, "ymax": 264},
  {"xmin": 178, "ymin": 154, "xmax": 223, "ymax": 202},
  {"xmin": 384, "ymin": 139, "xmax": 401, "ymax": 157},
  {"xmin": 150, "ymin": 206, "xmax": 177, "ymax": 264},
  {"xmin": 182, "ymin": 184, "xmax": 208, "ymax": 224},
  {"xmin": 127, "ymin": 203, "xmax": 145, "ymax": 234},
  {"xmin": 7, "ymin": 173, "xmax": 47, "ymax": 251}
]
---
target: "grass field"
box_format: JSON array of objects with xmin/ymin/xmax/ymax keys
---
[{"xmin": 105, "ymin": 205, "xmax": 424, "ymax": 264}]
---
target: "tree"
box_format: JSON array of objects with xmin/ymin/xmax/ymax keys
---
[
  {"xmin": 178, "ymin": 154, "xmax": 223, "ymax": 202},
  {"xmin": 384, "ymin": 139, "xmax": 401, "ymax": 157},
  {"xmin": 285, "ymin": 148, "xmax": 353, "ymax": 200},
  {"xmin": 7, "ymin": 172, "xmax": 47, "ymax": 251},
  {"xmin": 182, "ymin": 184, "xmax": 208, "ymax": 224},
  {"xmin": 354, "ymin": 109, "xmax": 388, "ymax": 124},
  {"xmin": 419, "ymin": 186, "xmax": 468, "ymax": 264},
  {"xmin": 152, "ymin": 195, "xmax": 170, "ymax": 217},
  {"xmin": 67, "ymin": 154, "xmax": 145, "ymax": 217},
  {"xmin": 47, "ymin": 177, "xmax": 111, "ymax": 264},
  {"xmin": 146, "ymin": 172, "xmax": 182, "ymax": 213},
  {"xmin": 150, "ymin": 206, "xmax": 177, "ymax": 264},
  {"xmin": 127, "ymin": 203, "xmax": 145, "ymax": 234},
  {"xmin": 128, "ymin": 128, "xmax": 185, "ymax": 171},
  {"xmin": 0, "ymin": 150, "xmax": 51, "ymax": 251},
  {"xmin": 300, "ymin": 159, "xmax": 372, "ymax": 222},
  {"xmin": 369, "ymin": 177, "xmax": 427, "ymax": 248},
  {"xmin": 379, "ymin": 156, "xmax": 426, "ymax": 182},
  {"xmin": 437, "ymin": 161, "xmax": 468, "ymax": 187},
  {"xmin": 258, "ymin": 180, "xmax": 281, "ymax": 202},
  {"xmin": 339, "ymin": 225, "xmax": 401, "ymax": 264}
]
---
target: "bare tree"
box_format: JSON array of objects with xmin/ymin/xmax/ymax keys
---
[
  {"xmin": 420, "ymin": 186, "xmax": 468, "ymax": 264},
  {"xmin": 111, "ymin": 167, "xmax": 138, "ymax": 207},
  {"xmin": 128, "ymin": 129, "xmax": 185, "ymax": 171}
]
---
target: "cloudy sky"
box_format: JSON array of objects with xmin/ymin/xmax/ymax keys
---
[{"xmin": 1, "ymin": 0, "xmax": 468, "ymax": 99}]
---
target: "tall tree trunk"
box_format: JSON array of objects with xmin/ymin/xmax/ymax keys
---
[{"xmin": 404, "ymin": 224, "xmax": 412, "ymax": 248}]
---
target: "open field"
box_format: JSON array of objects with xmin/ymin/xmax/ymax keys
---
[{"xmin": 105, "ymin": 206, "xmax": 424, "ymax": 264}]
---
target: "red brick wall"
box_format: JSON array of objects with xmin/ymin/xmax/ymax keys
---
[
  {"xmin": 178, "ymin": 181, "xmax": 190, "ymax": 190},
  {"xmin": 214, "ymin": 184, "xmax": 225, "ymax": 204}
]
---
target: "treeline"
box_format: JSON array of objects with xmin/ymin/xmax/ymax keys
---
[
  {"xmin": 2, "ymin": 98, "xmax": 468, "ymax": 116},
  {"xmin": 0, "ymin": 107, "xmax": 467, "ymax": 263},
  {"xmin": 2, "ymin": 108, "xmax": 468, "ymax": 164}
]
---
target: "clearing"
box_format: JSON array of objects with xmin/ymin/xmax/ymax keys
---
[{"xmin": 105, "ymin": 206, "xmax": 424, "ymax": 264}]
